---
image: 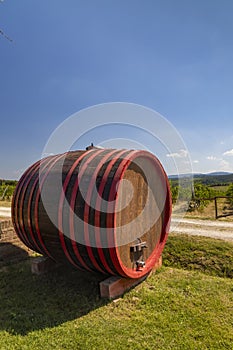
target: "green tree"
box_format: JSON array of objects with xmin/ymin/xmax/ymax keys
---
[
  {"xmin": 169, "ymin": 181, "xmax": 179, "ymax": 203},
  {"xmin": 188, "ymin": 183, "xmax": 216, "ymax": 212},
  {"xmin": 0, "ymin": 183, "xmax": 17, "ymax": 201}
]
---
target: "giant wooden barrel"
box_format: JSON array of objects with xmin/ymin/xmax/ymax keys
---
[{"xmin": 12, "ymin": 148, "xmax": 171, "ymax": 278}]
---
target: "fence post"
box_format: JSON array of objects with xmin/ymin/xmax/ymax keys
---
[{"xmin": 214, "ymin": 197, "xmax": 218, "ymax": 219}]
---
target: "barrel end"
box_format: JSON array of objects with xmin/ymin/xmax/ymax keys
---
[{"xmin": 147, "ymin": 255, "xmax": 163, "ymax": 277}]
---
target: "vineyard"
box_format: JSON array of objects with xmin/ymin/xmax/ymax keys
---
[
  {"xmin": 0, "ymin": 180, "xmax": 17, "ymax": 202},
  {"xmin": 170, "ymin": 179, "xmax": 233, "ymax": 217}
]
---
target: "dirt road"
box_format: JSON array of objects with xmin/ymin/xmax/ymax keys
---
[
  {"xmin": 171, "ymin": 217, "xmax": 233, "ymax": 242},
  {"xmin": 0, "ymin": 207, "xmax": 11, "ymax": 218},
  {"xmin": 1, "ymin": 206, "xmax": 233, "ymax": 242}
]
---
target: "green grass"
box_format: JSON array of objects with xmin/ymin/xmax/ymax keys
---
[
  {"xmin": 210, "ymin": 185, "xmax": 229, "ymax": 193},
  {"xmin": 163, "ymin": 234, "xmax": 233, "ymax": 278},
  {"xmin": 0, "ymin": 235, "xmax": 233, "ymax": 349}
]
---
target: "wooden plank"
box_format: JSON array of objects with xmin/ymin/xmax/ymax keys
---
[
  {"xmin": 31, "ymin": 256, "xmax": 60, "ymax": 275},
  {"xmin": 99, "ymin": 256, "xmax": 162, "ymax": 299}
]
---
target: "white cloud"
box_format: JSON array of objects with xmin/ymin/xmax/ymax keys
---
[
  {"xmin": 219, "ymin": 159, "xmax": 231, "ymax": 171},
  {"xmin": 223, "ymin": 149, "xmax": 233, "ymax": 157},
  {"xmin": 166, "ymin": 149, "xmax": 189, "ymax": 158},
  {"xmin": 193, "ymin": 160, "xmax": 199, "ymax": 164},
  {"xmin": 206, "ymin": 156, "xmax": 217, "ymax": 160}
]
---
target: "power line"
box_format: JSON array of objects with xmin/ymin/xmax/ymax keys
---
[
  {"xmin": 0, "ymin": 0, "xmax": 13, "ymax": 42},
  {"xmin": 0, "ymin": 28, "xmax": 13, "ymax": 42}
]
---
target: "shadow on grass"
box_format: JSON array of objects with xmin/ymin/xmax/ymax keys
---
[
  {"xmin": 0, "ymin": 257, "xmax": 109, "ymax": 335},
  {"xmin": 0, "ymin": 242, "xmax": 29, "ymax": 267}
]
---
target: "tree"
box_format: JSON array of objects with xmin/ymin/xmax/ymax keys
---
[
  {"xmin": 0, "ymin": 182, "xmax": 17, "ymax": 201},
  {"xmin": 169, "ymin": 181, "xmax": 179, "ymax": 203},
  {"xmin": 188, "ymin": 183, "xmax": 216, "ymax": 212}
]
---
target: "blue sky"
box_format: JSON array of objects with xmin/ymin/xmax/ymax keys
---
[{"xmin": 1, "ymin": 0, "xmax": 233, "ymax": 179}]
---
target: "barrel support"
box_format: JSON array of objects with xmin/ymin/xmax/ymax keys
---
[
  {"xmin": 31, "ymin": 256, "xmax": 60, "ymax": 275},
  {"xmin": 99, "ymin": 256, "xmax": 162, "ymax": 299}
]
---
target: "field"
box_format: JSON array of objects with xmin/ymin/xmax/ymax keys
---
[
  {"xmin": 1, "ymin": 176, "xmax": 233, "ymax": 348},
  {"xmin": 170, "ymin": 178, "xmax": 233, "ymax": 221},
  {"xmin": 185, "ymin": 198, "xmax": 233, "ymax": 221},
  {"xmin": 0, "ymin": 234, "xmax": 232, "ymax": 350},
  {"xmin": 210, "ymin": 185, "xmax": 229, "ymax": 193}
]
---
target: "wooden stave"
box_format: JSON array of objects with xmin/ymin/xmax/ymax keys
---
[{"xmin": 12, "ymin": 149, "xmax": 172, "ymax": 278}]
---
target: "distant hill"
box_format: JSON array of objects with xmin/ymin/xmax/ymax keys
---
[
  {"xmin": 169, "ymin": 173, "xmax": 195, "ymax": 179},
  {"xmin": 207, "ymin": 171, "xmax": 232, "ymax": 176},
  {"xmin": 169, "ymin": 172, "xmax": 233, "ymax": 186}
]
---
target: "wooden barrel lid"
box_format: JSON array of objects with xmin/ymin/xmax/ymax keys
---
[{"xmin": 114, "ymin": 151, "xmax": 171, "ymax": 278}]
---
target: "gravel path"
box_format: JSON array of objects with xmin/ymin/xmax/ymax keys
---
[
  {"xmin": 171, "ymin": 217, "xmax": 233, "ymax": 241},
  {"xmin": 1, "ymin": 206, "xmax": 233, "ymax": 242},
  {"xmin": 0, "ymin": 207, "xmax": 11, "ymax": 218}
]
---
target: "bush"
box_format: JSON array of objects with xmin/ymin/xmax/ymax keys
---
[
  {"xmin": 188, "ymin": 183, "xmax": 216, "ymax": 212},
  {"xmin": 0, "ymin": 182, "xmax": 17, "ymax": 201}
]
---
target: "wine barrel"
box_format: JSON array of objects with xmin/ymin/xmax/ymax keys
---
[{"xmin": 12, "ymin": 148, "xmax": 171, "ymax": 278}]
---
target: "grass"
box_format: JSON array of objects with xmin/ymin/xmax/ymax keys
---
[
  {"xmin": 211, "ymin": 185, "xmax": 229, "ymax": 193},
  {"xmin": 0, "ymin": 235, "xmax": 233, "ymax": 349},
  {"xmin": 163, "ymin": 234, "xmax": 233, "ymax": 278},
  {"xmin": 184, "ymin": 198, "xmax": 233, "ymax": 221}
]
